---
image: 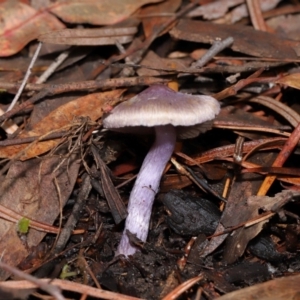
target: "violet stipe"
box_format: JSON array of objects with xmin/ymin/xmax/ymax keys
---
[{"xmin": 116, "ymin": 125, "xmax": 176, "ymax": 256}]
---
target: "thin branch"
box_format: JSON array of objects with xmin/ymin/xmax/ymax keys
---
[
  {"xmin": 0, "ymin": 261, "xmax": 65, "ymax": 300},
  {"xmin": 6, "ymin": 42, "xmax": 42, "ymax": 112},
  {"xmin": 192, "ymin": 37, "xmax": 234, "ymax": 68}
]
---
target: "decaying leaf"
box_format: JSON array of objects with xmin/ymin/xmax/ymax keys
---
[
  {"xmin": 218, "ymin": 273, "xmax": 300, "ymax": 300},
  {"xmin": 276, "ymin": 73, "xmax": 300, "ymax": 90},
  {"xmin": 188, "ymin": 0, "xmax": 244, "ymax": 19},
  {"xmin": 140, "ymin": 0, "xmax": 181, "ymax": 38},
  {"xmin": 199, "ymin": 151, "xmax": 277, "ymax": 262},
  {"xmin": 267, "ymin": 14, "xmax": 300, "ymax": 41},
  {"xmin": 0, "ymin": 155, "xmax": 80, "ymax": 280},
  {"xmin": 170, "ymin": 19, "xmax": 299, "ymax": 59},
  {"xmin": 137, "ymin": 50, "xmax": 191, "ymax": 76},
  {"xmin": 91, "ymin": 145, "xmax": 128, "ymax": 224},
  {"xmin": 188, "ymin": 0, "xmax": 282, "ymax": 24},
  {"xmin": 0, "ymin": 1, "xmax": 65, "ymax": 57},
  {"xmin": 49, "ymin": 0, "xmax": 163, "ymax": 25},
  {"xmin": 228, "ymin": 0, "xmax": 283, "ymax": 23},
  {"xmin": 0, "ymin": 89, "xmax": 125, "ymax": 160}
]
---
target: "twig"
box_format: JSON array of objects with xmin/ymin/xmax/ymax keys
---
[
  {"xmin": 192, "ymin": 37, "xmax": 234, "ymax": 68},
  {"xmin": 249, "ymin": 95, "xmax": 300, "ymax": 127},
  {"xmin": 6, "ymin": 42, "xmax": 42, "ymax": 112},
  {"xmin": 181, "ymin": 137, "xmax": 286, "ymax": 165},
  {"xmin": 53, "ymin": 174, "xmax": 91, "ymax": 253},
  {"xmin": 0, "ymin": 131, "xmax": 66, "ymax": 147},
  {"xmin": 0, "ymin": 108, "xmax": 18, "ymax": 134},
  {"xmin": 213, "ymin": 121, "xmax": 291, "ymax": 137},
  {"xmin": 36, "ymin": 49, "xmax": 71, "ymax": 84},
  {"xmin": 0, "ymin": 203, "xmax": 83, "ymax": 235},
  {"xmin": 0, "ymin": 278, "xmax": 142, "ymax": 300},
  {"xmin": 257, "ymin": 123, "xmax": 300, "ymax": 196},
  {"xmin": 77, "ymin": 249, "xmax": 101, "ymax": 289},
  {"xmin": 0, "ymin": 43, "xmax": 42, "ymax": 134},
  {"xmin": 233, "ymin": 136, "xmax": 245, "ymax": 164},
  {"xmin": 0, "ymin": 261, "xmax": 65, "ymax": 300},
  {"xmin": 246, "ymin": 0, "xmax": 268, "ymax": 31},
  {"xmin": 91, "ymin": 145, "xmax": 128, "ymax": 224},
  {"xmin": 115, "ymin": 39, "xmax": 136, "ymax": 77},
  {"xmin": 170, "ymin": 158, "xmax": 227, "ymax": 202},
  {"xmin": 162, "ymin": 275, "xmax": 204, "ymax": 300}
]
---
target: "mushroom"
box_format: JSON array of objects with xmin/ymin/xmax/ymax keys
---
[{"xmin": 103, "ymin": 85, "xmax": 220, "ymax": 257}]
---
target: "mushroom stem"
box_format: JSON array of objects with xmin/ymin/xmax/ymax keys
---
[{"xmin": 117, "ymin": 125, "xmax": 176, "ymax": 256}]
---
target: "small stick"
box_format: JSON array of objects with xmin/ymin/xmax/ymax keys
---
[
  {"xmin": 0, "ymin": 131, "xmax": 66, "ymax": 147},
  {"xmin": 257, "ymin": 123, "xmax": 300, "ymax": 196},
  {"xmin": 6, "ymin": 42, "xmax": 42, "ymax": 112},
  {"xmin": 246, "ymin": 0, "xmax": 268, "ymax": 31},
  {"xmin": 115, "ymin": 40, "xmax": 136, "ymax": 77},
  {"xmin": 0, "ymin": 261, "xmax": 65, "ymax": 300},
  {"xmin": 53, "ymin": 175, "xmax": 92, "ymax": 253},
  {"xmin": 171, "ymin": 158, "xmax": 227, "ymax": 202},
  {"xmin": 162, "ymin": 275, "xmax": 204, "ymax": 300},
  {"xmin": 233, "ymin": 136, "xmax": 245, "ymax": 164},
  {"xmin": 1, "ymin": 43, "xmax": 42, "ymax": 134},
  {"xmin": 36, "ymin": 49, "xmax": 71, "ymax": 84},
  {"xmin": 0, "ymin": 108, "xmax": 18, "ymax": 134},
  {"xmin": 0, "ymin": 278, "xmax": 142, "ymax": 300},
  {"xmin": 192, "ymin": 37, "xmax": 234, "ymax": 68}
]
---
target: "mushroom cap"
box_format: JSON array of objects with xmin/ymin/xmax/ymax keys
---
[{"xmin": 103, "ymin": 85, "xmax": 220, "ymax": 138}]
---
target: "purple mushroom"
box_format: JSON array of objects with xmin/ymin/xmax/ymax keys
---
[{"xmin": 103, "ymin": 85, "xmax": 220, "ymax": 257}]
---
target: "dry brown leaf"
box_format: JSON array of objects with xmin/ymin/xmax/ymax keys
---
[
  {"xmin": 228, "ymin": 0, "xmax": 282, "ymax": 23},
  {"xmin": 49, "ymin": 0, "xmax": 162, "ymax": 25},
  {"xmin": 276, "ymin": 73, "xmax": 300, "ymax": 90},
  {"xmin": 187, "ymin": 0, "xmax": 282, "ymax": 23},
  {"xmin": 170, "ymin": 19, "xmax": 299, "ymax": 59},
  {"xmin": 218, "ymin": 273, "xmax": 300, "ymax": 300},
  {"xmin": 137, "ymin": 50, "xmax": 191, "ymax": 76},
  {"xmin": 267, "ymin": 14, "xmax": 300, "ymax": 41},
  {"xmin": 0, "ymin": 1, "xmax": 65, "ymax": 57},
  {"xmin": 188, "ymin": 0, "xmax": 243, "ymax": 19},
  {"xmin": 0, "ymin": 89, "xmax": 125, "ymax": 160},
  {"xmin": 0, "ymin": 156, "xmax": 80, "ymax": 280},
  {"xmin": 200, "ymin": 151, "xmax": 278, "ymax": 262},
  {"xmin": 140, "ymin": 0, "xmax": 181, "ymax": 38}
]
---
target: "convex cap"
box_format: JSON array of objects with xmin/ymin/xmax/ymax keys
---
[{"xmin": 103, "ymin": 85, "xmax": 220, "ymax": 138}]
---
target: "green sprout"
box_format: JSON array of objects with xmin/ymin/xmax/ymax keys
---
[
  {"xmin": 17, "ymin": 217, "xmax": 30, "ymax": 234},
  {"xmin": 60, "ymin": 264, "xmax": 77, "ymax": 279}
]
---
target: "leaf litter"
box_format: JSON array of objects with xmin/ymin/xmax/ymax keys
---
[{"xmin": 1, "ymin": 0, "xmax": 300, "ymax": 299}]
